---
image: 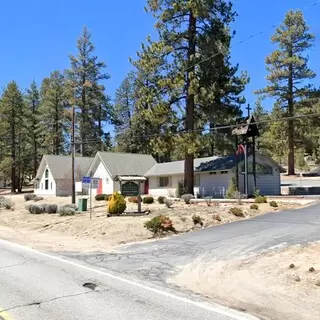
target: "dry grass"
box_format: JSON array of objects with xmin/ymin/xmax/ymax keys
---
[{"xmin": 0, "ymin": 194, "xmax": 308, "ymax": 252}]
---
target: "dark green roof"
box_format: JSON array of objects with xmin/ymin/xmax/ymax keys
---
[{"xmin": 195, "ymin": 154, "xmax": 238, "ymax": 172}]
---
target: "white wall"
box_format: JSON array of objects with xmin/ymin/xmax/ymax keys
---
[
  {"xmin": 239, "ymin": 171, "xmax": 281, "ymax": 195},
  {"xmin": 148, "ymin": 174, "xmax": 199, "ymax": 197},
  {"xmin": 34, "ymin": 166, "xmax": 56, "ymax": 196},
  {"xmin": 238, "ymin": 155, "xmax": 281, "ymax": 196},
  {"xmin": 92, "ymin": 162, "xmax": 114, "ymax": 195},
  {"xmin": 199, "ymin": 171, "xmax": 232, "ymax": 198}
]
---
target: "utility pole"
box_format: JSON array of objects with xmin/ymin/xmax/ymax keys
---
[{"xmin": 71, "ymin": 106, "xmax": 76, "ymax": 204}]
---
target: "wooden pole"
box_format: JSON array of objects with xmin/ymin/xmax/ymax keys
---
[
  {"xmin": 253, "ymin": 136, "xmax": 257, "ymax": 193},
  {"xmin": 71, "ymin": 106, "xmax": 76, "ymax": 204}
]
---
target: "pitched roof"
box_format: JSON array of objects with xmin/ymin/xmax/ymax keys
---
[
  {"xmin": 144, "ymin": 156, "xmax": 218, "ymax": 177},
  {"xmin": 35, "ymin": 155, "xmax": 93, "ymax": 180},
  {"xmin": 195, "ymin": 154, "xmax": 238, "ymax": 172},
  {"xmin": 145, "ymin": 152, "xmax": 286, "ymax": 176},
  {"xmin": 93, "ymin": 152, "xmax": 157, "ymax": 178}
]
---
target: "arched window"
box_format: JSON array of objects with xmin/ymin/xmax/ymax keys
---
[{"xmin": 45, "ymin": 169, "xmax": 49, "ymax": 190}]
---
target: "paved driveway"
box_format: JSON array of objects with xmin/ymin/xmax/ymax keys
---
[{"xmin": 65, "ymin": 202, "xmax": 320, "ymax": 285}]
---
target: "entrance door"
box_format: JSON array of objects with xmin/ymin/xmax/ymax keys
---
[{"xmin": 144, "ymin": 178, "xmax": 149, "ymax": 195}]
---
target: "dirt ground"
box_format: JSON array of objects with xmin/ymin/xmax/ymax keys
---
[
  {"xmin": 0, "ymin": 194, "xmax": 311, "ymax": 253},
  {"xmin": 171, "ymin": 243, "xmax": 320, "ymax": 320}
]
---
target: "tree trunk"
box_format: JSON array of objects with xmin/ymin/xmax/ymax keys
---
[
  {"xmin": 288, "ymin": 56, "xmax": 295, "ymax": 175},
  {"xmin": 17, "ymin": 133, "xmax": 21, "ymax": 193},
  {"xmin": 54, "ymin": 97, "xmax": 59, "ymax": 155},
  {"xmin": 11, "ymin": 106, "xmax": 16, "ymax": 193},
  {"xmin": 184, "ymin": 10, "xmax": 196, "ymax": 195},
  {"xmin": 32, "ymin": 101, "xmax": 38, "ymax": 177},
  {"xmin": 81, "ymin": 83, "xmax": 87, "ymax": 156}
]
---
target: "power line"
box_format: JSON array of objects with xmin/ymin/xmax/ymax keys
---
[{"xmin": 75, "ymin": 111, "xmax": 320, "ymax": 143}]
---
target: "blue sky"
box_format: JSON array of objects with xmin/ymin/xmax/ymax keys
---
[{"xmin": 0, "ymin": 0, "xmax": 319, "ymax": 119}]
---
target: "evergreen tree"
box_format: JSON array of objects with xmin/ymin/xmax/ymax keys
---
[
  {"xmin": 38, "ymin": 71, "xmax": 67, "ymax": 155},
  {"xmin": 113, "ymin": 71, "xmax": 136, "ymax": 151},
  {"xmin": 25, "ymin": 80, "xmax": 40, "ymax": 177},
  {"xmin": 256, "ymin": 10, "xmax": 315, "ymax": 175},
  {"xmin": 66, "ymin": 26, "xmax": 111, "ymax": 156},
  {"xmin": 0, "ymin": 81, "xmax": 27, "ymax": 192},
  {"xmin": 134, "ymin": 0, "xmax": 246, "ymax": 193}
]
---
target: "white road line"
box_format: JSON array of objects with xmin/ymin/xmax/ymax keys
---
[{"xmin": 0, "ymin": 239, "xmax": 258, "ymax": 320}]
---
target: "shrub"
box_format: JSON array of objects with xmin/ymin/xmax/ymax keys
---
[
  {"xmin": 255, "ymin": 196, "xmax": 267, "ymax": 203},
  {"xmin": 181, "ymin": 194, "xmax": 194, "ymax": 204},
  {"xmin": 33, "ymin": 196, "xmax": 44, "ymax": 202},
  {"xmin": 269, "ymin": 200, "xmax": 278, "ymax": 208},
  {"xmin": 205, "ymin": 197, "xmax": 212, "ymax": 206},
  {"xmin": 95, "ymin": 194, "xmax": 111, "ymax": 201},
  {"xmin": 3, "ymin": 198, "xmax": 14, "ymax": 210},
  {"xmin": 144, "ymin": 215, "xmax": 175, "ymax": 236},
  {"xmin": 229, "ymin": 207, "xmax": 245, "ymax": 217},
  {"xmin": 107, "ymin": 192, "xmax": 126, "ymax": 214},
  {"xmin": 175, "ymin": 180, "xmax": 185, "ymax": 198},
  {"xmin": 28, "ymin": 204, "xmax": 45, "ymax": 214},
  {"xmin": 46, "ymin": 204, "xmax": 58, "ymax": 214},
  {"xmin": 164, "ymin": 198, "xmax": 174, "ymax": 208},
  {"xmin": 192, "ymin": 214, "xmax": 203, "ymax": 226},
  {"xmin": 226, "ymin": 177, "xmax": 238, "ymax": 199},
  {"xmin": 250, "ymin": 204, "xmax": 259, "ymax": 210},
  {"xmin": 158, "ymin": 196, "xmax": 166, "ymax": 204},
  {"xmin": 24, "ymin": 194, "xmax": 37, "ymax": 201},
  {"xmin": 143, "ymin": 196, "xmax": 154, "ymax": 204},
  {"xmin": 59, "ymin": 206, "xmax": 76, "ymax": 216},
  {"xmin": 253, "ymin": 189, "xmax": 260, "ymax": 198}
]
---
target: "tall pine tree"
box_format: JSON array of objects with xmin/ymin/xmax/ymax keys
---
[
  {"xmin": 0, "ymin": 81, "xmax": 26, "ymax": 192},
  {"xmin": 66, "ymin": 26, "xmax": 111, "ymax": 156},
  {"xmin": 134, "ymin": 0, "xmax": 246, "ymax": 193},
  {"xmin": 37, "ymin": 71, "xmax": 67, "ymax": 155},
  {"xmin": 25, "ymin": 80, "xmax": 40, "ymax": 177},
  {"xmin": 256, "ymin": 10, "xmax": 315, "ymax": 175}
]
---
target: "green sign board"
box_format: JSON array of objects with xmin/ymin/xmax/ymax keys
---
[{"xmin": 121, "ymin": 181, "xmax": 139, "ymax": 196}]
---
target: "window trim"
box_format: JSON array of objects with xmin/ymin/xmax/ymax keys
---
[{"xmin": 159, "ymin": 176, "xmax": 170, "ymax": 188}]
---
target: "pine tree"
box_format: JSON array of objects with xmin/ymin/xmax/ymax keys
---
[
  {"xmin": 25, "ymin": 80, "xmax": 40, "ymax": 177},
  {"xmin": 113, "ymin": 71, "xmax": 136, "ymax": 151},
  {"xmin": 66, "ymin": 26, "xmax": 111, "ymax": 156},
  {"xmin": 38, "ymin": 71, "xmax": 67, "ymax": 155},
  {"xmin": 135, "ymin": 0, "xmax": 246, "ymax": 193},
  {"xmin": 0, "ymin": 81, "xmax": 26, "ymax": 192},
  {"xmin": 256, "ymin": 10, "xmax": 315, "ymax": 175}
]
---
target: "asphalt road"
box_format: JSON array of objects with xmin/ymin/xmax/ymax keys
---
[
  {"xmin": 0, "ymin": 240, "xmax": 257, "ymax": 320},
  {"xmin": 281, "ymin": 178, "xmax": 320, "ymax": 187},
  {"xmin": 65, "ymin": 202, "xmax": 320, "ymax": 285}
]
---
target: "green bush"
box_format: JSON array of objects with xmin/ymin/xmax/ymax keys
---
[
  {"xmin": 255, "ymin": 196, "xmax": 267, "ymax": 203},
  {"xmin": 164, "ymin": 198, "xmax": 174, "ymax": 208},
  {"xmin": 24, "ymin": 194, "xmax": 37, "ymax": 201},
  {"xmin": 250, "ymin": 204, "xmax": 259, "ymax": 210},
  {"xmin": 269, "ymin": 200, "xmax": 278, "ymax": 208},
  {"xmin": 226, "ymin": 177, "xmax": 238, "ymax": 199},
  {"xmin": 175, "ymin": 180, "xmax": 185, "ymax": 198},
  {"xmin": 95, "ymin": 194, "xmax": 111, "ymax": 201},
  {"xmin": 28, "ymin": 204, "xmax": 45, "ymax": 214},
  {"xmin": 144, "ymin": 215, "xmax": 175, "ymax": 236},
  {"xmin": 59, "ymin": 209, "xmax": 76, "ymax": 216},
  {"xmin": 143, "ymin": 196, "xmax": 154, "ymax": 204},
  {"xmin": 107, "ymin": 192, "xmax": 126, "ymax": 214},
  {"xmin": 158, "ymin": 196, "xmax": 166, "ymax": 204},
  {"xmin": 181, "ymin": 194, "xmax": 194, "ymax": 204},
  {"xmin": 46, "ymin": 204, "xmax": 58, "ymax": 214},
  {"xmin": 192, "ymin": 214, "xmax": 203, "ymax": 226},
  {"xmin": 229, "ymin": 207, "xmax": 245, "ymax": 217}
]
